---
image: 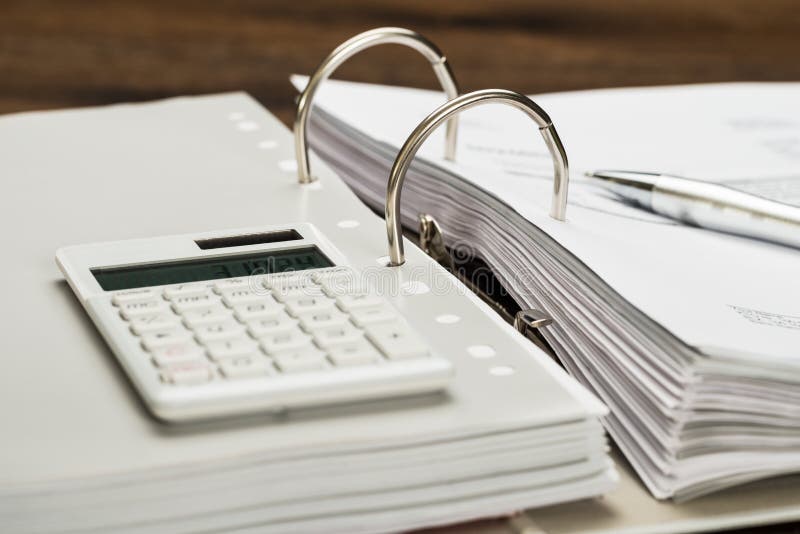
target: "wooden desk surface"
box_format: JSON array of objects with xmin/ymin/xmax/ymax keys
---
[
  {"xmin": 2, "ymin": 0, "xmax": 799, "ymax": 127},
  {"xmin": 2, "ymin": 1, "xmax": 798, "ymax": 533}
]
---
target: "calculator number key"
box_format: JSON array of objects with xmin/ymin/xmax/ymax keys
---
[
  {"xmin": 205, "ymin": 338, "xmax": 259, "ymax": 361},
  {"xmin": 160, "ymin": 361, "xmax": 215, "ymax": 385},
  {"xmin": 151, "ymin": 344, "xmax": 206, "ymax": 367},
  {"xmin": 297, "ymin": 309, "xmax": 349, "ymax": 330},
  {"xmin": 233, "ymin": 299, "xmax": 283, "ymax": 322},
  {"xmin": 141, "ymin": 330, "xmax": 194, "ymax": 351},
  {"xmin": 129, "ymin": 314, "xmax": 181, "ymax": 335},
  {"xmin": 271, "ymin": 347, "xmax": 328, "ymax": 373},
  {"xmin": 364, "ymin": 321, "xmax": 430, "ymax": 360},
  {"xmin": 218, "ymin": 355, "xmax": 274, "ymax": 379},
  {"xmin": 260, "ymin": 330, "xmax": 313, "ymax": 354},
  {"xmin": 284, "ymin": 295, "xmax": 335, "ymax": 316},
  {"xmin": 182, "ymin": 307, "xmax": 233, "ymax": 328},
  {"xmin": 311, "ymin": 323, "xmax": 363, "ymax": 349},
  {"xmin": 335, "ymin": 293, "xmax": 384, "ymax": 311},
  {"xmin": 327, "ymin": 340, "xmax": 382, "ymax": 367},
  {"xmin": 348, "ymin": 305, "xmax": 398, "ymax": 327},
  {"xmin": 247, "ymin": 315, "xmax": 298, "ymax": 338},
  {"xmin": 193, "ymin": 321, "xmax": 246, "ymax": 343}
]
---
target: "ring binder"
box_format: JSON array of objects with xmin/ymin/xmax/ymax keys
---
[
  {"xmin": 418, "ymin": 213, "xmax": 558, "ymax": 355},
  {"xmin": 515, "ymin": 309, "xmax": 557, "ymax": 355},
  {"xmin": 384, "ymin": 89, "xmax": 570, "ymax": 266},
  {"xmin": 294, "ymin": 27, "xmax": 460, "ymax": 184},
  {"xmin": 418, "ymin": 213, "xmax": 455, "ymax": 271}
]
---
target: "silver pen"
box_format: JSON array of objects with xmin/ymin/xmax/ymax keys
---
[{"xmin": 586, "ymin": 170, "xmax": 800, "ymax": 249}]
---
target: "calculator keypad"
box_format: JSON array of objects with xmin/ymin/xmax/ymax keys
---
[{"xmin": 111, "ymin": 269, "xmax": 433, "ymax": 386}]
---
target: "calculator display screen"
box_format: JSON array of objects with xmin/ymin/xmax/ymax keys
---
[{"xmin": 91, "ymin": 246, "xmax": 334, "ymax": 291}]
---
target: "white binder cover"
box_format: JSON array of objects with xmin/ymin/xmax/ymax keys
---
[{"xmin": 0, "ymin": 94, "xmax": 613, "ymax": 533}]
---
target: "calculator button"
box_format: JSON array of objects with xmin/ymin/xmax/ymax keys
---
[
  {"xmin": 163, "ymin": 284, "xmax": 209, "ymax": 300},
  {"xmin": 151, "ymin": 344, "xmax": 206, "ymax": 367},
  {"xmin": 161, "ymin": 362, "xmax": 215, "ymax": 385},
  {"xmin": 182, "ymin": 307, "xmax": 233, "ymax": 328},
  {"xmin": 311, "ymin": 323, "xmax": 363, "ymax": 349},
  {"xmin": 284, "ymin": 295, "xmax": 335, "ymax": 316},
  {"xmin": 218, "ymin": 354, "xmax": 274, "ymax": 379},
  {"xmin": 364, "ymin": 322, "xmax": 430, "ymax": 360},
  {"xmin": 310, "ymin": 268, "xmax": 351, "ymax": 283},
  {"xmin": 259, "ymin": 330, "xmax": 313, "ymax": 354},
  {"xmin": 272, "ymin": 348, "xmax": 328, "ymax": 373},
  {"xmin": 267, "ymin": 277, "xmax": 324, "ymax": 302},
  {"xmin": 220, "ymin": 288, "xmax": 273, "ymax": 307},
  {"xmin": 327, "ymin": 340, "xmax": 382, "ymax": 367},
  {"xmin": 348, "ymin": 305, "xmax": 398, "ymax": 327},
  {"xmin": 213, "ymin": 278, "xmax": 250, "ymax": 292},
  {"xmin": 170, "ymin": 294, "xmax": 221, "ymax": 313},
  {"xmin": 317, "ymin": 275, "xmax": 366, "ymax": 297},
  {"xmin": 141, "ymin": 330, "xmax": 194, "ymax": 351},
  {"xmin": 246, "ymin": 315, "xmax": 298, "ymax": 338},
  {"xmin": 233, "ymin": 300, "xmax": 283, "ymax": 322},
  {"xmin": 263, "ymin": 274, "xmax": 317, "ymax": 290},
  {"xmin": 119, "ymin": 300, "xmax": 170, "ymax": 320},
  {"xmin": 272, "ymin": 286, "xmax": 326, "ymax": 302},
  {"xmin": 129, "ymin": 314, "xmax": 181, "ymax": 335},
  {"xmin": 193, "ymin": 321, "xmax": 246, "ymax": 343},
  {"xmin": 297, "ymin": 309, "xmax": 349, "ymax": 331},
  {"xmin": 205, "ymin": 338, "xmax": 259, "ymax": 361},
  {"xmin": 335, "ymin": 293, "xmax": 384, "ymax": 311},
  {"xmin": 112, "ymin": 289, "xmax": 159, "ymax": 307}
]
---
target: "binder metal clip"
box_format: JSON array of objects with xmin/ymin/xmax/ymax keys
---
[
  {"xmin": 514, "ymin": 309, "xmax": 556, "ymax": 355},
  {"xmin": 384, "ymin": 89, "xmax": 570, "ymax": 266},
  {"xmin": 417, "ymin": 212, "xmax": 557, "ymax": 356},
  {"xmin": 294, "ymin": 27, "xmax": 460, "ymax": 184},
  {"xmin": 418, "ymin": 213, "xmax": 455, "ymax": 271}
]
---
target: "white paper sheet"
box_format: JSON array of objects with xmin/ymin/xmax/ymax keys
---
[
  {"xmin": 292, "ymin": 76, "xmax": 800, "ymax": 499},
  {"xmin": 293, "ymin": 77, "xmax": 800, "ymax": 364}
]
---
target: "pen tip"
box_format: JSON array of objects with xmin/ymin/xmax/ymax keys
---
[
  {"xmin": 585, "ymin": 170, "xmax": 659, "ymax": 190},
  {"xmin": 585, "ymin": 170, "xmax": 621, "ymax": 181}
]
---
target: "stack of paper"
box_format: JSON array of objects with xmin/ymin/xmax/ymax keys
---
[
  {"xmin": 294, "ymin": 76, "xmax": 800, "ymax": 500},
  {"xmin": 4, "ymin": 417, "xmax": 613, "ymax": 533},
  {"xmin": 0, "ymin": 93, "xmax": 616, "ymax": 533}
]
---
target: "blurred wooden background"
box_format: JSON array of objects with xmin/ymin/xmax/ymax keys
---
[
  {"xmin": 2, "ymin": 0, "xmax": 799, "ymax": 127},
  {"xmin": 2, "ymin": 2, "xmax": 799, "ymax": 532}
]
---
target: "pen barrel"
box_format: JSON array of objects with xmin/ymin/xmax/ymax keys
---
[{"xmin": 652, "ymin": 177, "xmax": 800, "ymax": 249}]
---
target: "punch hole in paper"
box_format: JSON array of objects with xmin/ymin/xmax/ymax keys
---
[
  {"xmin": 237, "ymin": 121, "xmax": 260, "ymax": 131},
  {"xmin": 278, "ymin": 159, "xmax": 298, "ymax": 172},
  {"xmin": 401, "ymin": 281, "xmax": 430, "ymax": 295},
  {"xmin": 489, "ymin": 366, "xmax": 515, "ymax": 377},
  {"xmin": 258, "ymin": 140, "xmax": 278, "ymax": 149},
  {"xmin": 467, "ymin": 345, "xmax": 496, "ymax": 359}
]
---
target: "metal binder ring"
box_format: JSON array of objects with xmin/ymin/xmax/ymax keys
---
[
  {"xmin": 385, "ymin": 89, "xmax": 569, "ymax": 266},
  {"xmin": 294, "ymin": 27, "xmax": 460, "ymax": 184}
]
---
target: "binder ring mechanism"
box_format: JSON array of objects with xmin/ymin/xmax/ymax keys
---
[
  {"xmin": 385, "ymin": 89, "xmax": 570, "ymax": 266},
  {"xmin": 294, "ymin": 27, "xmax": 461, "ymax": 184}
]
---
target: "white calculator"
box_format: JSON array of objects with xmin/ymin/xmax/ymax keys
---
[{"xmin": 57, "ymin": 223, "xmax": 453, "ymax": 422}]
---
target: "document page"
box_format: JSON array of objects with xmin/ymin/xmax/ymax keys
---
[{"xmin": 294, "ymin": 77, "xmax": 800, "ymax": 364}]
